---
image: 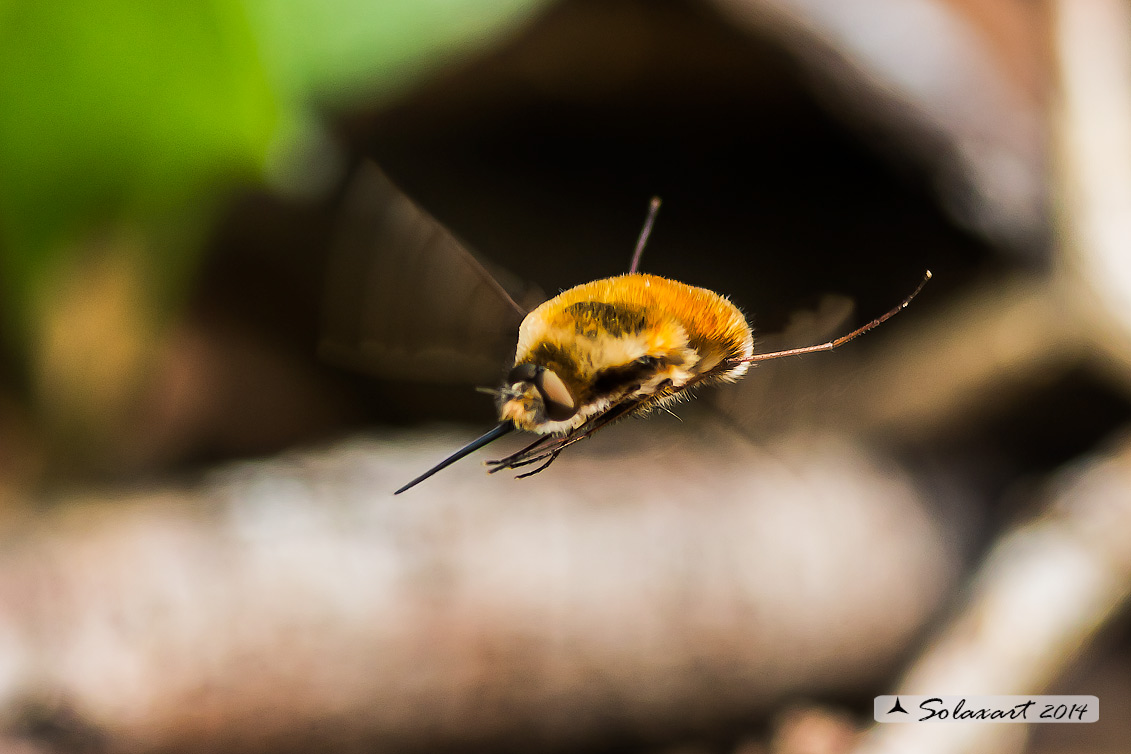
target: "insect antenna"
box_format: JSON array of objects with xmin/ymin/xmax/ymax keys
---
[
  {"xmin": 741, "ymin": 270, "xmax": 932, "ymax": 364},
  {"xmin": 395, "ymin": 421, "xmax": 514, "ymax": 494},
  {"xmin": 628, "ymin": 197, "xmax": 662, "ymax": 274}
]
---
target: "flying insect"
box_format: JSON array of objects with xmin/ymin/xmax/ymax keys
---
[{"xmin": 318, "ymin": 165, "xmax": 929, "ymax": 495}]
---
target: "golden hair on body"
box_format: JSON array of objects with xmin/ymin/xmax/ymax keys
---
[
  {"xmin": 395, "ymin": 199, "xmax": 929, "ymax": 494},
  {"xmin": 501, "ymin": 273, "xmax": 753, "ymax": 434}
]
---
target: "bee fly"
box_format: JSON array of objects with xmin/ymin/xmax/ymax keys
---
[{"xmin": 394, "ymin": 196, "xmax": 931, "ymax": 494}]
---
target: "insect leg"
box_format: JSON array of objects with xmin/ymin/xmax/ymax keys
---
[
  {"xmin": 489, "ymin": 433, "xmax": 574, "ymax": 471},
  {"xmin": 739, "ymin": 270, "xmax": 931, "ymax": 364},
  {"xmin": 486, "ymin": 433, "xmax": 556, "ymax": 473},
  {"xmin": 513, "ymin": 449, "xmax": 565, "ymax": 479},
  {"xmin": 492, "ymin": 397, "xmax": 652, "ymax": 473}
]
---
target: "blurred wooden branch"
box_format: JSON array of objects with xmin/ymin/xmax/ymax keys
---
[
  {"xmin": 1053, "ymin": 0, "xmax": 1131, "ymax": 390},
  {"xmin": 0, "ymin": 425, "xmax": 954, "ymax": 752},
  {"xmin": 853, "ymin": 432, "xmax": 1131, "ymax": 754}
]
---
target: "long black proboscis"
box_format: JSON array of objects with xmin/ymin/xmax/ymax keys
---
[{"xmin": 394, "ymin": 422, "xmax": 515, "ymax": 494}]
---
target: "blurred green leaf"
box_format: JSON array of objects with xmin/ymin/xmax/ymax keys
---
[
  {"xmin": 0, "ymin": 0, "xmax": 278, "ymax": 331},
  {"xmin": 246, "ymin": 0, "xmax": 548, "ymax": 108},
  {"xmin": 0, "ymin": 0, "xmax": 549, "ymax": 350}
]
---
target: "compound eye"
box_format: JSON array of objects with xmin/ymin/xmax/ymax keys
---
[
  {"xmin": 508, "ymin": 363, "xmax": 540, "ymax": 384},
  {"xmin": 535, "ymin": 368, "xmax": 576, "ymax": 421}
]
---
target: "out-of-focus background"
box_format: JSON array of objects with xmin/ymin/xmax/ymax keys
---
[{"xmin": 1, "ymin": 1, "xmax": 1130, "ymax": 753}]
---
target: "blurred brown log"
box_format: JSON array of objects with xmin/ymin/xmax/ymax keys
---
[{"xmin": 0, "ymin": 420, "xmax": 954, "ymax": 752}]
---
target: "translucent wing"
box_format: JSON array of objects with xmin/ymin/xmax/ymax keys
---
[
  {"xmin": 320, "ymin": 163, "xmax": 543, "ymax": 385},
  {"xmin": 713, "ymin": 294, "xmax": 858, "ymax": 438}
]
